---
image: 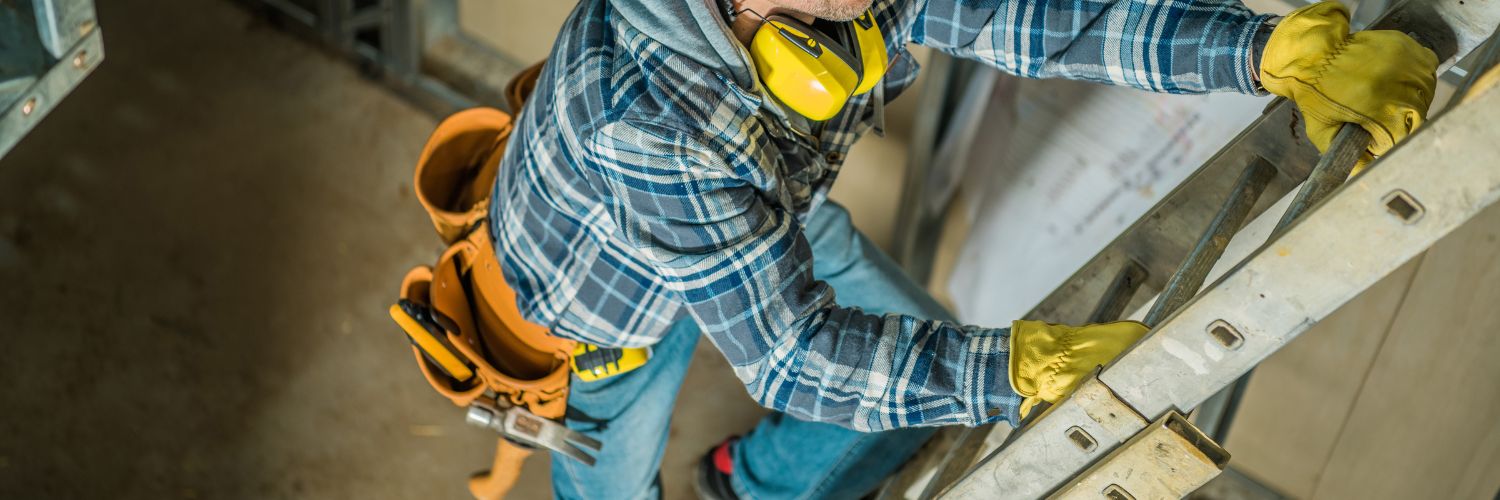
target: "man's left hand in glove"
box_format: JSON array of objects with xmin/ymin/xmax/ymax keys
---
[
  {"xmin": 1258, "ymin": 1, "xmax": 1439, "ymax": 174},
  {"xmin": 1009, "ymin": 320, "xmax": 1150, "ymax": 418}
]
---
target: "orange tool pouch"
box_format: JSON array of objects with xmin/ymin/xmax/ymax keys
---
[{"xmin": 395, "ymin": 63, "xmax": 570, "ymax": 500}]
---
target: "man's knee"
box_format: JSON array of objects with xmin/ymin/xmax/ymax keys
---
[
  {"xmin": 807, "ymin": 201, "xmax": 864, "ymax": 266},
  {"xmin": 808, "ymin": 201, "xmax": 856, "ymax": 238}
]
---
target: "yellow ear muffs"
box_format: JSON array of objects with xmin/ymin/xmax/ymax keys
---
[{"xmin": 749, "ymin": 10, "xmax": 887, "ymax": 121}]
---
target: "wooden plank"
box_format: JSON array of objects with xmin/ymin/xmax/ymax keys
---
[
  {"xmin": 1312, "ymin": 202, "xmax": 1500, "ymax": 499},
  {"xmin": 1222, "ymin": 257, "xmax": 1421, "ymax": 497}
]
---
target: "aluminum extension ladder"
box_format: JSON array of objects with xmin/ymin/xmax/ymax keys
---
[{"xmin": 885, "ymin": 1, "xmax": 1500, "ymax": 498}]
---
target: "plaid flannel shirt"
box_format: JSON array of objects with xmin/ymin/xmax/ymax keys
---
[{"xmin": 490, "ymin": 0, "xmax": 1269, "ymax": 430}]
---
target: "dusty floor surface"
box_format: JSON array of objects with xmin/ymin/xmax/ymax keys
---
[{"xmin": 0, "ymin": 0, "xmax": 767, "ymax": 497}]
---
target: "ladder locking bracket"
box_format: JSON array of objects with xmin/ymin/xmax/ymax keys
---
[{"xmin": 1049, "ymin": 411, "xmax": 1229, "ymax": 500}]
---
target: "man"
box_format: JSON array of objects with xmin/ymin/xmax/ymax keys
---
[{"xmin": 486, "ymin": 0, "xmax": 1435, "ymax": 497}]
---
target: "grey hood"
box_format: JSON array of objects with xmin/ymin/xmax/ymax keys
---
[{"xmin": 608, "ymin": 0, "xmax": 759, "ymax": 91}]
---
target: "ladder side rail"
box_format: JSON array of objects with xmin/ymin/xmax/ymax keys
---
[
  {"xmin": 902, "ymin": 2, "xmax": 1500, "ymax": 495},
  {"xmin": 939, "ymin": 73, "xmax": 1500, "ymax": 499},
  {"xmin": 1194, "ymin": 12, "xmax": 1500, "ymax": 443}
]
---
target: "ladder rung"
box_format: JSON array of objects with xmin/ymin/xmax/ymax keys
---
[
  {"xmin": 1275, "ymin": 125, "xmax": 1373, "ymax": 233},
  {"xmin": 1087, "ymin": 260, "xmax": 1147, "ymax": 324},
  {"xmin": 1201, "ymin": 126, "xmax": 1373, "ymax": 441},
  {"xmin": 1143, "ymin": 158, "xmax": 1277, "ymax": 326}
]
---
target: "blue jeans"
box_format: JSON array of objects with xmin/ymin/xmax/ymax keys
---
[{"xmin": 552, "ymin": 202, "xmax": 952, "ymax": 499}]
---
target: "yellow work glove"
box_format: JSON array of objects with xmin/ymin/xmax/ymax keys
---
[
  {"xmin": 1260, "ymin": 2, "xmax": 1437, "ymax": 174},
  {"xmin": 1009, "ymin": 320, "xmax": 1149, "ymax": 418}
]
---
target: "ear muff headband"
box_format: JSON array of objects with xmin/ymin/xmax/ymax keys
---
[
  {"xmin": 748, "ymin": 10, "xmax": 887, "ymax": 121},
  {"xmin": 849, "ymin": 10, "xmax": 887, "ymax": 95},
  {"xmin": 809, "ymin": 18, "xmax": 864, "ymax": 76}
]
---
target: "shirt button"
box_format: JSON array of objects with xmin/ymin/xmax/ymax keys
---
[{"xmin": 825, "ymin": 151, "xmax": 844, "ymax": 163}]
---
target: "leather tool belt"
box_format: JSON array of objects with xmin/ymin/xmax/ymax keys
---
[{"xmin": 388, "ymin": 63, "xmax": 600, "ymax": 500}]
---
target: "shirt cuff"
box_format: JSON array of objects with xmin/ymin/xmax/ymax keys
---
[
  {"xmin": 1209, "ymin": 13, "xmax": 1277, "ymax": 95},
  {"xmin": 976, "ymin": 327, "xmax": 1025, "ymax": 426},
  {"xmin": 1248, "ymin": 16, "xmax": 1279, "ymax": 94}
]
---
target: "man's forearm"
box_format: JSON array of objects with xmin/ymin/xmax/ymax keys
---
[
  {"xmin": 732, "ymin": 304, "xmax": 1022, "ymax": 431},
  {"xmin": 911, "ymin": 0, "xmax": 1275, "ymax": 94}
]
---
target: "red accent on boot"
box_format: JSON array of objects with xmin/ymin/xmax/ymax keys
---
[{"xmin": 712, "ymin": 438, "xmax": 736, "ymax": 475}]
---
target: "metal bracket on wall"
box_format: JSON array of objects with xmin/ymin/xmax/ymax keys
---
[
  {"xmin": 1, "ymin": 0, "xmax": 104, "ymax": 161},
  {"xmin": 241, "ymin": 0, "xmax": 530, "ymax": 117}
]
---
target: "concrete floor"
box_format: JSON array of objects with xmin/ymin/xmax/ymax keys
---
[{"xmin": 0, "ymin": 1, "xmax": 770, "ymax": 497}]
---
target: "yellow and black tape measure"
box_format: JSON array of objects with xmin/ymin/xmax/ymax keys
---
[
  {"xmin": 570, "ymin": 343, "xmax": 650, "ymax": 382},
  {"xmin": 390, "ymin": 300, "xmax": 474, "ymax": 383}
]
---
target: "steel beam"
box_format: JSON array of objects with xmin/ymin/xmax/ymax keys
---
[{"xmin": 1, "ymin": 0, "xmax": 102, "ymax": 161}]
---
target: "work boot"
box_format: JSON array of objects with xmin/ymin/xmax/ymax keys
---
[{"xmin": 694, "ymin": 437, "xmax": 740, "ymax": 500}]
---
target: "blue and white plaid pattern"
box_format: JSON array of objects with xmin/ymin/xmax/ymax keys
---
[{"xmin": 490, "ymin": 0, "xmax": 1267, "ymax": 430}]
